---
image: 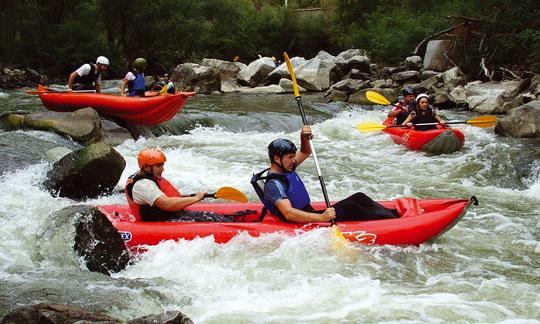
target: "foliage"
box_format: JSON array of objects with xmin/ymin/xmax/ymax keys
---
[{"xmin": 0, "ymin": 0, "xmax": 538, "ymax": 79}]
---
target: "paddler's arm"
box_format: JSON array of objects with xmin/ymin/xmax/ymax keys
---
[
  {"xmin": 276, "ymin": 199, "xmax": 335, "ymax": 223},
  {"xmin": 295, "ymin": 125, "xmax": 312, "ymax": 166},
  {"xmin": 67, "ymin": 71, "xmax": 79, "ymax": 91},
  {"xmin": 154, "ymin": 191, "xmax": 205, "ymax": 211}
]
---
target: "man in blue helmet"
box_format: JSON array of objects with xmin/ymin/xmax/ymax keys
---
[
  {"xmin": 251, "ymin": 126, "xmax": 399, "ymax": 222},
  {"xmin": 387, "ymin": 87, "xmax": 416, "ymax": 125}
]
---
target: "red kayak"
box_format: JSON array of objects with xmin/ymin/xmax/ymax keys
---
[
  {"xmin": 36, "ymin": 84, "xmax": 195, "ymax": 125},
  {"xmin": 97, "ymin": 196, "xmax": 477, "ymax": 250},
  {"xmin": 383, "ymin": 118, "xmax": 465, "ymax": 154}
]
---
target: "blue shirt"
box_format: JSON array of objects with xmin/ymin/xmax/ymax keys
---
[{"xmin": 264, "ymin": 178, "xmax": 289, "ymax": 208}]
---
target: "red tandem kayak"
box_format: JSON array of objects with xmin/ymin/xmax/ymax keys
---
[
  {"xmin": 36, "ymin": 84, "xmax": 195, "ymax": 125},
  {"xmin": 97, "ymin": 196, "xmax": 477, "ymax": 250},
  {"xmin": 383, "ymin": 118, "xmax": 465, "ymax": 154}
]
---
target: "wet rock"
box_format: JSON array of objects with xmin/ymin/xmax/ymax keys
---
[
  {"xmin": 201, "ymin": 58, "xmax": 244, "ymax": 81},
  {"xmin": 349, "ymin": 88, "xmax": 398, "ymax": 105},
  {"xmin": 0, "ymin": 303, "xmax": 119, "ymax": 324},
  {"xmin": 267, "ymin": 56, "xmax": 306, "ymax": 83},
  {"xmin": 128, "ymin": 311, "xmax": 194, "ymax": 324},
  {"xmin": 15, "ymin": 108, "xmax": 102, "ymax": 144},
  {"xmin": 465, "ymin": 80, "xmax": 522, "ymax": 114},
  {"xmin": 495, "ymin": 100, "xmax": 540, "ymax": 138},
  {"xmin": 43, "ymin": 142, "xmax": 126, "ymax": 200},
  {"xmin": 405, "ymin": 55, "xmax": 423, "ymax": 71},
  {"xmin": 72, "ymin": 205, "xmax": 131, "ymax": 274}
]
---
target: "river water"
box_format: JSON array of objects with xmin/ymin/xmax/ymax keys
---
[{"xmin": 0, "ymin": 82, "xmax": 539, "ymax": 323}]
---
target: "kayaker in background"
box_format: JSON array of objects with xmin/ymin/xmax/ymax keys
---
[
  {"xmin": 387, "ymin": 87, "xmax": 416, "ymax": 125},
  {"xmin": 163, "ymin": 73, "xmax": 176, "ymax": 94},
  {"xmin": 67, "ymin": 56, "xmax": 109, "ymax": 93},
  {"xmin": 402, "ymin": 93, "xmax": 446, "ymax": 131},
  {"xmin": 125, "ymin": 148, "xmax": 234, "ymax": 222},
  {"xmin": 251, "ymin": 126, "xmax": 399, "ymax": 222},
  {"xmin": 120, "ymin": 57, "xmax": 148, "ymax": 96}
]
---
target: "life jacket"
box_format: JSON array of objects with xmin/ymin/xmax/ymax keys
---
[
  {"xmin": 74, "ymin": 63, "xmax": 98, "ymax": 87},
  {"xmin": 128, "ymin": 71, "xmax": 146, "ymax": 96},
  {"xmin": 411, "ymin": 106, "xmax": 438, "ymax": 131},
  {"xmin": 394, "ymin": 101, "xmax": 416, "ymax": 125},
  {"xmin": 125, "ymin": 171, "xmax": 181, "ymax": 221},
  {"xmin": 251, "ymin": 168, "xmax": 311, "ymax": 221}
]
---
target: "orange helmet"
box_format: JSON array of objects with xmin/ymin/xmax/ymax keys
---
[{"xmin": 138, "ymin": 148, "xmax": 166, "ymax": 168}]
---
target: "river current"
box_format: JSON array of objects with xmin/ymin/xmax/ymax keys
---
[{"xmin": 0, "ymin": 81, "xmax": 539, "ymax": 323}]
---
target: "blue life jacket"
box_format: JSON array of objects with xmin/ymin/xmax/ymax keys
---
[
  {"xmin": 251, "ymin": 168, "xmax": 311, "ymax": 221},
  {"xmin": 128, "ymin": 71, "xmax": 146, "ymax": 96}
]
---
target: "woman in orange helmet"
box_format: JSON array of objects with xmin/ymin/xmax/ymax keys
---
[{"xmin": 125, "ymin": 147, "xmax": 233, "ymax": 222}]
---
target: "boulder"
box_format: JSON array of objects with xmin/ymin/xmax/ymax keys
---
[
  {"xmin": 128, "ymin": 311, "xmax": 194, "ymax": 324},
  {"xmin": 172, "ymin": 63, "xmax": 221, "ymax": 94},
  {"xmin": 495, "ymin": 100, "xmax": 540, "ymax": 138},
  {"xmin": 423, "ymin": 39, "xmax": 455, "ymax": 72},
  {"xmin": 267, "ymin": 56, "xmax": 307, "ymax": 83},
  {"xmin": 9, "ymin": 108, "xmax": 103, "ymax": 144},
  {"xmin": 0, "ymin": 303, "xmax": 119, "ymax": 324},
  {"xmin": 295, "ymin": 57, "xmax": 336, "ymax": 92},
  {"xmin": 349, "ymin": 88, "xmax": 398, "ymax": 105},
  {"xmin": 237, "ymin": 57, "xmax": 276, "ymax": 87},
  {"xmin": 278, "ymin": 78, "xmax": 306, "ymax": 93},
  {"xmin": 201, "ymin": 58, "xmax": 243, "ymax": 81},
  {"xmin": 405, "ymin": 55, "xmax": 423, "ymax": 71},
  {"xmin": 43, "ymin": 142, "xmax": 125, "ymax": 200},
  {"xmin": 465, "ymin": 80, "xmax": 522, "ymax": 114}
]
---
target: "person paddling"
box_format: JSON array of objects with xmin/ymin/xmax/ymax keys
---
[
  {"xmin": 125, "ymin": 148, "xmax": 233, "ymax": 222},
  {"xmin": 120, "ymin": 57, "xmax": 147, "ymax": 96},
  {"xmin": 402, "ymin": 93, "xmax": 446, "ymax": 131},
  {"xmin": 67, "ymin": 56, "xmax": 109, "ymax": 93},
  {"xmin": 251, "ymin": 126, "xmax": 399, "ymax": 222},
  {"xmin": 388, "ymin": 87, "xmax": 416, "ymax": 125}
]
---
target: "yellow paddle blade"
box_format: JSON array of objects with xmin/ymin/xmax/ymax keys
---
[
  {"xmin": 331, "ymin": 225, "xmax": 357, "ymax": 261},
  {"xmin": 159, "ymin": 84, "xmax": 168, "ymax": 96},
  {"xmin": 356, "ymin": 122, "xmax": 388, "ymax": 133},
  {"xmin": 366, "ymin": 90, "xmax": 391, "ymax": 105},
  {"xmin": 467, "ymin": 115, "xmax": 497, "ymax": 128},
  {"xmin": 214, "ymin": 186, "xmax": 248, "ymax": 203},
  {"xmin": 283, "ymin": 52, "xmax": 300, "ymax": 97}
]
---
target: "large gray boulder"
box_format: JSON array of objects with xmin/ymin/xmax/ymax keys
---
[
  {"xmin": 495, "ymin": 100, "xmax": 540, "ymax": 138},
  {"xmin": 43, "ymin": 142, "xmax": 125, "ymax": 200},
  {"xmin": 295, "ymin": 56, "xmax": 336, "ymax": 92},
  {"xmin": 237, "ymin": 57, "xmax": 276, "ymax": 87},
  {"xmin": 5, "ymin": 108, "xmax": 102, "ymax": 144},
  {"xmin": 465, "ymin": 80, "xmax": 522, "ymax": 114},
  {"xmin": 423, "ymin": 39, "xmax": 455, "ymax": 72},
  {"xmin": 172, "ymin": 63, "xmax": 221, "ymax": 94},
  {"xmin": 267, "ymin": 56, "xmax": 306, "ymax": 83},
  {"xmin": 201, "ymin": 58, "xmax": 244, "ymax": 81}
]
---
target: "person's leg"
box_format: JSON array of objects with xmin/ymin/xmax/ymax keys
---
[
  {"xmin": 175, "ymin": 210, "xmax": 235, "ymax": 222},
  {"xmin": 332, "ymin": 192, "xmax": 398, "ymax": 221}
]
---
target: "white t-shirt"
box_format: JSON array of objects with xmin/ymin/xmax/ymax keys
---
[
  {"xmin": 123, "ymin": 71, "xmax": 136, "ymax": 81},
  {"xmin": 75, "ymin": 63, "xmax": 101, "ymax": 83},
  {"xmin": 132, "ymin": 179, "xmax": 164, "ymax": 206}
]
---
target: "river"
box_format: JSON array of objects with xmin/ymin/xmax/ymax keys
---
[{"xmin": 0, "ymin": 81, "xmax": 539, "ymax": 323}]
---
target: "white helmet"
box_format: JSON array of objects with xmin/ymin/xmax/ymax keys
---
[{"xmin": 96, "ymin": 56, "xmax": 109, "ymax": 65}]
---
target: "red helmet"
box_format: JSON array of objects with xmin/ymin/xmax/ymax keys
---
[{"xmin": 138, "ymin": 148, "xmax": 166, "ymax": 168}]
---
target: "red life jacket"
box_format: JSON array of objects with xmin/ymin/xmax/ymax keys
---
[{"xmin": 125, "ymin": 171, "xmax": 181, "ymax": 221}]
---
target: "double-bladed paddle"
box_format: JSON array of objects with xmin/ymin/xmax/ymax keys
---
[
  {"xmin": 357, "ymin": 90, "xmax": 497, "ymax": 132},
  {"xmin": 357, "ymin": 115, "xmax": 497, "ymax": 133},
  {"xmin": 185, "ymin": 186, "xmax": 248, "ymax": 203},
  {"xmin": 283, "ymin": 52, "xmax": 355, "ymax": 259}
]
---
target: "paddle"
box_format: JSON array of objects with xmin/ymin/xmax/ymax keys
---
[
  {"xmin": 185, "ymin": 186, "xmax": 248, "ymax": 203},
  {"xmin": 26, "ymin": 89, "xmax": 96, "ymax": 94},
  {"xmin": 357, "ymin": 115, "xmax": 497, "ymax": 133},
  {"xmin": 283, "ymin": 52, "xmax": 355, "ymax": 257}
]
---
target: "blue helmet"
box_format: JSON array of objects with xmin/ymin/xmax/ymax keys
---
[
  {"xmin": 268, "ymin": 138, "xmax": 297, "ymax": 161},
  {"xmin": 403, "ymin": 87, "xmax": 415, "ymax": 96}
]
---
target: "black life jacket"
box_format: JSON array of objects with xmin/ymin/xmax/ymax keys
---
[
  {"xmin": 411, "ymin": 106, "xmax": 438, "ymax": 131},
  {"xmin": 395, "ymin": 101, "xmax": 416, "ymax": 125},
  {"xmin": 74, "ymin": 63, "xmax": 98, "ymax": 86}
]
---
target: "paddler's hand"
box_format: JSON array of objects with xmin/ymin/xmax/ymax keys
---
[
  {"xmin": 406, "ymin": 122, "xmax": 413, "ymax": 128},
  {"xmin": 439, "ymin": 120, "xmax": 446, "ymax": 127},
  {"xmin": 193, "ymin": 191, "xmax": 205, "ymax": 202},
  {"xmin": 320, "ymin": 207, "xmax": 336, "ymax": 222},
  {"xmin": 301, "ymin": 125, "xmax": 312, "ymax": 139}
]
